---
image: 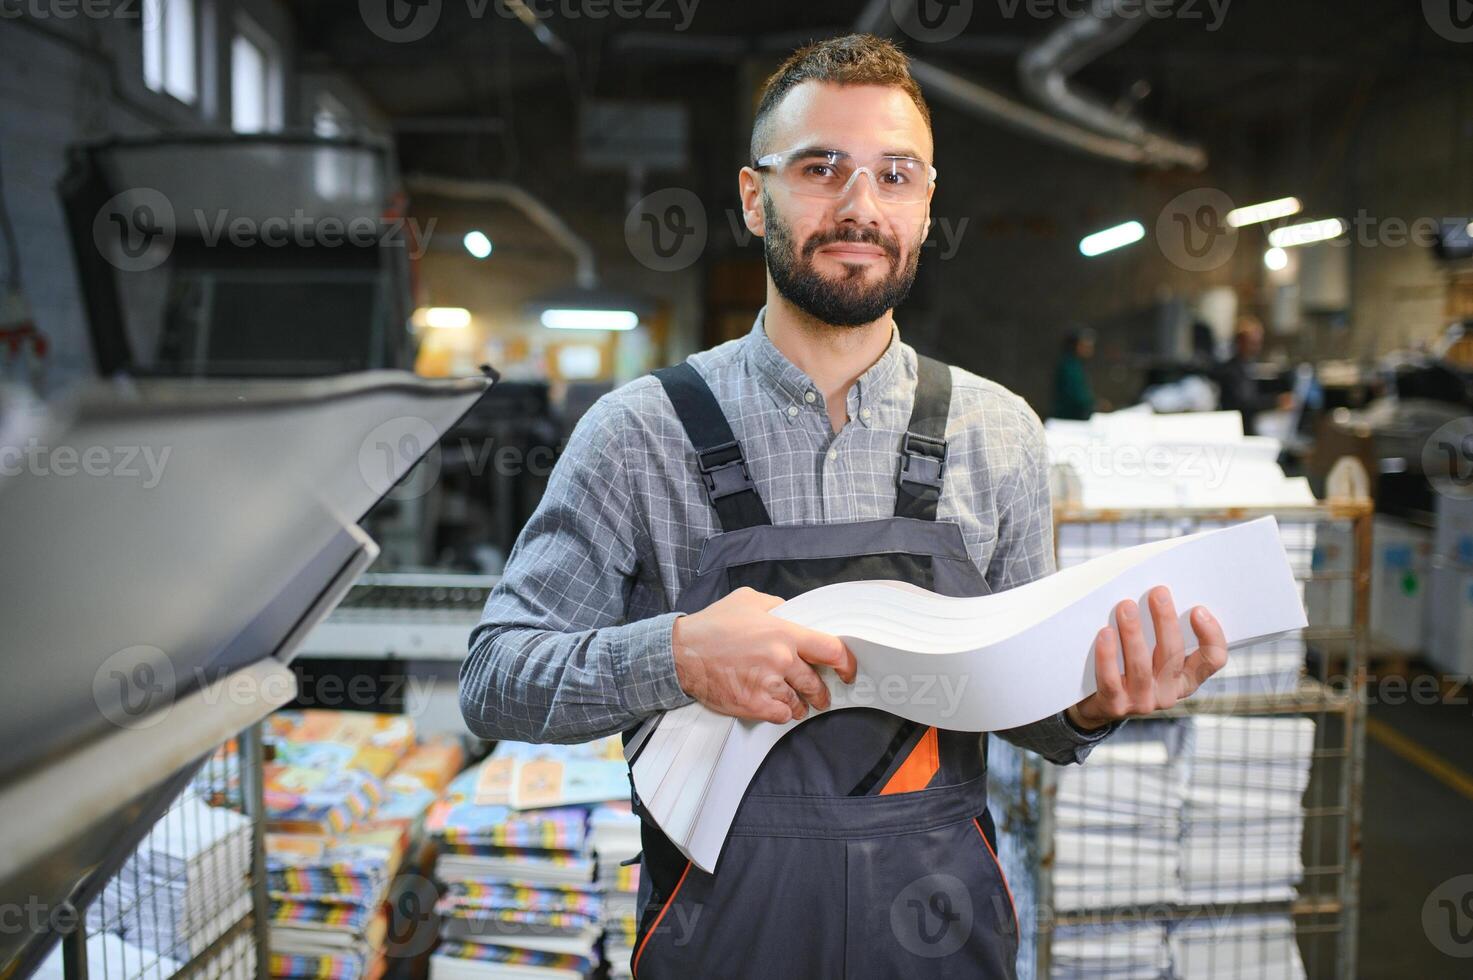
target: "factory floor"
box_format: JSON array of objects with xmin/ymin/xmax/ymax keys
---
[{"xmin": 1356, "ymin": 673, "xmax": 1473, "ymax": 979}]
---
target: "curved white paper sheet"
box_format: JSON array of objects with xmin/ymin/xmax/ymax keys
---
[{"xmin": 629, "ymin": 516, "xmax": 1308, "ymax": 872}]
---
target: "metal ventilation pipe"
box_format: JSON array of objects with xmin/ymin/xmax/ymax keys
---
[
  {"xmin": 906, "ymin": 59, "xmax": 1169, "ymax": 167},
  {"xmin": 866, "ymin": 0, "xmax": 1205, "ymax": 169},
  {"xmin": 1018, "ymin": 0, "xmax": 1206, "ymax": 170}
]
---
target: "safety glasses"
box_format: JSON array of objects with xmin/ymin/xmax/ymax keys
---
[{"xmin": 753, "ymin": 147, "xmax": 937, "ymax": 204}]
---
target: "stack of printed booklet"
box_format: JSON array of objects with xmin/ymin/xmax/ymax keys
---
[{"xmin": 427, "ymin": 737, "xmax": 634, "ymax": 980}]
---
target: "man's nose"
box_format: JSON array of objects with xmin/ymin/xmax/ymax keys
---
[{"xmin": 834, "ymin": 168, "xmax": 885, "ymax": 226}]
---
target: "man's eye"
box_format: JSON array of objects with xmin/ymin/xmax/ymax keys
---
[
  {"xmin": 880, "ymin": 171, "xmax": 908, "ymax": 185},
  {"xmin": 803, "ymin": 164, "xmax": 838, "ymax": 179}
]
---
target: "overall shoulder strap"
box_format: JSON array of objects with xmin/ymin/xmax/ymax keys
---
[
  {"xmin": 894, "ymin": 354, "xmax": 953, "ymax": 522},
  {"xmin": 653, "ymin": 362, "xmax": 772, "ymax": 532}
]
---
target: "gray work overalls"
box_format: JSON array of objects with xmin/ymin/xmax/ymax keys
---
[{"xmin": 622, "ymin": 355, "xmax": 1020, "ymax": 979}]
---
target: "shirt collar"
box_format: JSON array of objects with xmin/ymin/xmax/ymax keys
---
[{"xmin": 745, "ymin": 306, "xmax": 905, "ymax": 427}]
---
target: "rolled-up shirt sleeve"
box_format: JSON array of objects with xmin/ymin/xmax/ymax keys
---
[
  {"xmin": 985, "ymin": 396, "xmax": 1124, "ymax": 765},
  {"xmin": 460, "ymin": 398, "xmax": 694, "ymax": 744}
]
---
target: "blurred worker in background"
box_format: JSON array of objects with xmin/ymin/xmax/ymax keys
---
[
  {"xmin": 1217, "ymin": 315, "xmax": 1279, "ymax": 436},
  {"xmin": 1052, "ymin": 327, "xmax": 1097, "ymax": 420}
]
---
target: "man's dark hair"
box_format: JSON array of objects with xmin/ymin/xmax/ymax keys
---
[{"xmin": 750, "ymin": 34, "xmax": 932, "ymax": 163}]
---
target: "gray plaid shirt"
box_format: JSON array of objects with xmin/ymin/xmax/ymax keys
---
[{"xmin": 462, "ymin": 309, "xmax": 1118, "ymax": 764}]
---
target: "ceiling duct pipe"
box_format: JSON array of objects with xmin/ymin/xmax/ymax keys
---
[
  {"xmin": 1017, "ymin": 0, "xmax": 1206, "ymax": 170},
  {"xmin": 906, "ymin": 59, "xmax": 1167, "ymax": 166},
  {"xmin": 405, "ymin": 174, "xmax": 598, "ymax": 288},
  {"xmin": 864, "ymin": 0, "xmax": 1204, "ymax": 169}
]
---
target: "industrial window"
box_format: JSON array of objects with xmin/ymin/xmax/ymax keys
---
[
  {"xmin": 231, "ymin": 16, "xmax": 283, "ymax": 133},
  {"xmin": 142, "ymin": 0, "xmax": 198, "ymax": 104}
]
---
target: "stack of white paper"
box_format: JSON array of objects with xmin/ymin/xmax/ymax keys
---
[
  {"xmin": 87, "ymin": 793, "xmax": 253, "ymax": 961},
  {"xmin": 1193, "ymin": 633, "xmax": 1305, "ymax": 700},
  {"xmin": 1053, "ymin": 721, "xmax": 1190, "ymax": 911},
  {"xmin": 1167, "ymin": 914, "xmax": 1307, "ymax": 979},
  {"xmin": 1050, "ymin": 920, "xmax": 1170, "ymax": 979},
  {"xmin": 34, "ymin": 931, "xmax": 183, "ymax": 980},
  {"xmin": 1181, "ymin": 717, "xmax": 1313, "ymax": 905},
  {"xmin": 1046, "ymin": 409, "xmax": 1316, "ymax": 511},
  {"xmin": 628, "ymin": 518, "xmax": 1307, "ymax": 873}
]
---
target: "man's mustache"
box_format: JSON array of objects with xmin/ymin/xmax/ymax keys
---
[{"xmin": 801, "ymin": 227, "xmax": 901, "ymax": 264}]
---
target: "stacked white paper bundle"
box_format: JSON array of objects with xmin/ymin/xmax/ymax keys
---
[
  {"xmin": 87, "ymin": 793, "xmax": 253, "ymax": 961},
  {"xmin": 1168, "ymin": 915, "xmax": 1306, "ymax": 979},
  {"xmin": 1193, "ymin": 633, "xmax": 1305, "ymax": 700},
  {"xmin": 1181, "ymin": 717, "xmax": 1313, "ymax": 905},
  {"xmin": 1052, "ymin": 721, "xmax": 1190, "ymax": 912},
  {"xmin": 628, "ymin": 519, "xmax": 1306, "ymax": 873},
  {"xmin": 589, "ymin": 803, "xmax": 641, "ymax": 979},
  {"xmin": 1050, "ymin": 920, "xmax": 1170, "ymax": 980},
  {"xmin": 1045, "ymin": 410, "xmax": 1315, "ymax": 511},
  {"xmin": 35, "ymin": 932, "xmax": 181, "ymax": 980},
  {"xmin": 1056, "ymin": 519, "xmax": 1182, "ymax": 569}
]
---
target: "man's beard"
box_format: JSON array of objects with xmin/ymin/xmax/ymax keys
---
[{"xmin": 763, "ymin": 190, "xmax": 923, "ymax": 328}]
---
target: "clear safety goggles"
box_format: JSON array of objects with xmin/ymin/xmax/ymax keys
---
[{"xmin": 753, "ymin": 147, "xmax": 937, "ymax": 204}]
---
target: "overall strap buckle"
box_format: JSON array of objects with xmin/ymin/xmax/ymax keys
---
[
  {"xmin": 894, "ymin": 354, "xmax": 954, "ymax": 520},
  {"xmin": 899, "ymin": 431, "xmax": 946, "ymax": 493},
  {"xmin": 696, "ymin": 440, "xmax": 756, "ymax": 500}
]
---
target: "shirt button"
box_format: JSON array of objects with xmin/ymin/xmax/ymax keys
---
[
  {"xmin": 827, "ymin": 449, "xmax": 838, "ymax": 462},
  {"xmin": 804, "ymin": 391, "xmax": 817, "ymax": 404},
  {"xmin": 786, "ymin": 405, "xmax": 799, "ymax": 418},
  {"xmin": 860, "ymin": 407, "xmax": 872, "ymax": 421}
]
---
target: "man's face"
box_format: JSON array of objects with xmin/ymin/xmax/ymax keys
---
[{"xmin": 740, "ymin": 83, "xmax": 935, "ymax": 327}]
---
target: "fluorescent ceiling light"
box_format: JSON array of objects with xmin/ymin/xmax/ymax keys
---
[
  {"xmin": 463, "ymin": 230, "xmax": 493, "ymax": 259},
  {"xmin": 1226, "ymin": 197, "xmax": 1302, "ymax": 228},
  {"xmin": 414, "ymin": 306, "xmax": 471, "ymax": 330},
  {"xmin": 1263, "ymin": 247, "xmax": 1289, "ymax": 271},
  {"xmin": 1079, "ymin": 221, "xmax": 1145, "ymax": 257},
  {"xmin": 1268, "ymin": 218, "xmax": 1346, "ymax": 248},
  {"xmin": 540, "ymin": 308, "xmax": 639, "ymax": 331}
]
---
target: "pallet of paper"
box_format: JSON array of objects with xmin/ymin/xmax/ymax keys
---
[{"xmin": 626, "ymin": 516, "xmax": 1308, "ymax": 873}]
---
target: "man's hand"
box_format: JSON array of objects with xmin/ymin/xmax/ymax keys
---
[
  {"xmin": 671, "ymin": 587, "xmax": 858, "ymax": 724},
  {"xmin": 1066, "ymin": 585, "xmax": 1229, "ymax": 731}
]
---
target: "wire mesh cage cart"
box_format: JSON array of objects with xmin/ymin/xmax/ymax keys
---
[
  {"xmin": 42, "ymin": 726, "xmax": 272, "ymax": 980},
  {"xmin": 992, "ymin": 488, "xmax": 1372, "ymax": 980}
]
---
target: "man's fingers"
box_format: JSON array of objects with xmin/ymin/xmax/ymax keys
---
[
  {"xmin": 789, "ymin": 624, "xmax": 858, "ymax": 683},
  {"xmin": 1093, "ymin": 627, "xmax": 1126, "ymax": 714},
  {"xmin": 1148, "ymin": 586, "xmax": 1185, "ymax": 708},
  {"xmin": 1115, "ymin": 599, "xmax": 1154, "ymax": 707},
  {"xmin": 783, "ymin": 660, "xmax": 831, "ymax": 712},
  {"xmin": 760, "ymin": 675, "xmax": 805, "ymax": 722},
  {"xmin": 753, "ymin": 696, "xmax": 794, "ymax": 725},
  {"xmin": 1184, "ymin": 606, "xmax": 1229, "ymax": 691}
]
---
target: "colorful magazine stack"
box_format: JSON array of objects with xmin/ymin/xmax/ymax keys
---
[
  {"xmin": 589, "ymin": 803, "xmax": 641, "ymax": 979},
  {"xmin": 261, "ymin": 711, "xmax": 457, "ymax": 980},
  {"xmin": 427, "ymin": 738, "xmax": 630, "ymax": 980}
]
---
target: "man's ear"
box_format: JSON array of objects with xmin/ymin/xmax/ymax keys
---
[{"xmin": 738, "ymin": 167, "xmax": 766, "ymax": 238}]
